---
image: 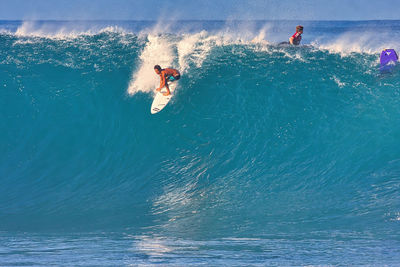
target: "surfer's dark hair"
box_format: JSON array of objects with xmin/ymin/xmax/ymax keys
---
[
  {"xmin": 154, "ymin": 65, "xmax": 162, "ymax": 71},
  {"xmin": 296, "ymin": 25, "xmax": 303, "ymax": 31}
]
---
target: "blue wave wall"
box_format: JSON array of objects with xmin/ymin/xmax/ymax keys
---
[{"xmin": 0, "ymin": 21, "xmax": 399, "ymax": 240}]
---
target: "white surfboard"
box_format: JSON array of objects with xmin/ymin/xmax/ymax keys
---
[{"xmin": 150, "ymin": 82, "xmax": 177, "ymax": 114}]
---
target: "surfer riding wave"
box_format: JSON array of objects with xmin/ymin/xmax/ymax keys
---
[{"xmin": 154, "ymin": 65, "xmax": 181, "ymax": 96}]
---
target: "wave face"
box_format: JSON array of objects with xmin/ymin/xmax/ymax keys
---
[{"xmin": 1, "ymin": 20, "xmax": 400, "ymax": 265}]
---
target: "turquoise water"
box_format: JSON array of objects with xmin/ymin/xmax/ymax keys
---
[{"xmin": 1, "ymin": 20, "xmax": 400, "ymax": 265}]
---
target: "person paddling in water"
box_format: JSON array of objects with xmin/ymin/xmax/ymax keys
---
[
  {"xmin": 154, "ymin": 65, "xmax": 181, "ymax": 96},
  {"xmin": 289, "ymin": 25, "xmax": 303, "ymax": 45}
]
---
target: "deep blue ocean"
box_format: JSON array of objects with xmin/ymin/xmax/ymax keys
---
[{"xmin": 1, "ymin": 20, "xmax": 400, "ymax": 266}]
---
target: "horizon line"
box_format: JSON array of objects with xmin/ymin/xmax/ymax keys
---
[{"xmin": 1, "ymin": 19, "xmax": 400, "ymax": 22}]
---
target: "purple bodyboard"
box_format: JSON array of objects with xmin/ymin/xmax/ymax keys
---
[
  {"xmin": 380, "ymin": 49, "xmax": 398, "ymax": 66},
  {"xmin": 380, "ymin": 49, "xmax": 398, "ymax": 73}
]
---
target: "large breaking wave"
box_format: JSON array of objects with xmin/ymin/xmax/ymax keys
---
[{"xmin": 0, "ymin": 21, "xmax": 399, "ymax": 245}]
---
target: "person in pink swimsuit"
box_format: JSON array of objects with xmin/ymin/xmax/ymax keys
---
[{"xmin": 289, "ymin": 25, "xmax": 303, "ymax": 45}]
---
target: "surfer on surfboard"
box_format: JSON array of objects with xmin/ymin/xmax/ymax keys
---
[
  {"xmin": 154, "ymin": 65, "xmax": 181, "ymax": 96},
  {"xmin": 289, "ymin": 25, "xmax": 303, "ymax": 45}
]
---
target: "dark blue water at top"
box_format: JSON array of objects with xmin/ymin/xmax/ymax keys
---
[{"xmin": 0, "ymin": 20, "xmax": 399, "ymax": 265}]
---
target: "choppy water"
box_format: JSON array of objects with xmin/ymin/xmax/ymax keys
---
[{"xmin": 1, "ymin": 20, "xmax": 400, "ymax": 265}]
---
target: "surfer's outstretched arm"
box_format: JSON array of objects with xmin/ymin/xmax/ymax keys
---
[{"xmin": 157, "ymin": 72, "xmax": 166, "ymax": 91}]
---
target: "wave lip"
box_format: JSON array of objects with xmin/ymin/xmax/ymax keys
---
[{"xmin": 1, "ymin": 20, "xmax": 398, "ymax": 54}]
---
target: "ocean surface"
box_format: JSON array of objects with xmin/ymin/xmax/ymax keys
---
[{"xmin": 1, "ymin": 20, "xmax": 400, "ymax": 266}]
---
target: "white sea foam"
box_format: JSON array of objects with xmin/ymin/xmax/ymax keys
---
[
  {"xmin": 127, "ymin": 35, "xmax": 176, "ymax": 95},
  {"xmin": 332, "ymin": 75, "xmax": 346, "ymax": 88},
  {"xmin": 13, "ymin": 21, "xmax": 129, "ymax": 39},
  {"xmin": 128, "ymin": 31, "xmax": 220, "ymax": 96},
  {"xmin": 177, "ymin": 31, "xmax": 217, "ymax": 72},
  {"xmin": 314, "ymin": 31, "xmax": 400, "ymax": 56},
  {"xmin": 15, "ymin": 21, "xmax": 82, "ymax": 39},
  {"xmin": 250, "ymin": 24, "xmax": 272, "ymax": 45}
]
